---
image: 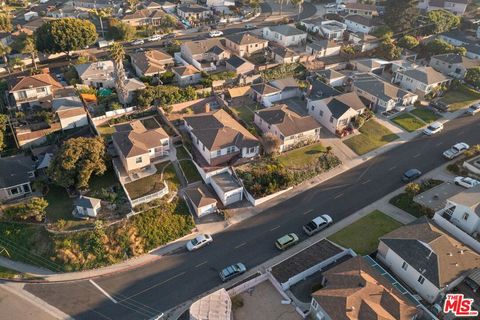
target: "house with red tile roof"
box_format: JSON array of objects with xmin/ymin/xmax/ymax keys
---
[{"xmin": 8, "ymin": 73, "xmax": 63, "ymax": 109}]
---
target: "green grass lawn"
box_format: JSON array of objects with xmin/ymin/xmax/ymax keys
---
[
  {"xmin": 278, "ymin": 143, "xmax": 326, "ymax": 169},
  {"xmin": 230, "ymin": 105, "xmax": 258, "ymax": 124},
  {"xmin": 97, "ymin": 125, "xmax": 116, "ymax": 139},
  {"xmin": 392, "ymin": 113, "xmax": 425, "ymax": 132},
  {"xmin": 45, "ymin": 186, "xmax": 74, "ymax": 222},
  {"xmin": 176, "ymin": 146, "xmax": 191, "ymax": 160},
  {"xmin": 179, "ymin": 160, "xmax": 202, "ymax": 183},
  {"xmin": 328, "ymin": 210, "xmax": 402, "ymax": 255},
  {"xmin": 410, "ymin": 108, "xmax": 441, "ymax": 123},
  {"xmin": 440, "ymin": 85, "xmax": 480, "ymax": 111},
  {"xmin": 343, "ymin": 120, "xmax": 399, "ymax": 155},
  {"xmin": 125, "ymin": 162, "xmax": 180, "ymax": 200},
  {"xmin": 86, "ymin": 167, "xmax": 119, "ymax": 195}
]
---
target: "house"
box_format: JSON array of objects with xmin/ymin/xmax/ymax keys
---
[
  {"xmin": 123, "ymin": 8, "xmax": 166, "ymax": 27},
  {"xmin": 172, "ymin": 65, "xmax": 202, "ymax": 86},
  {"xmin": 310, "ymin": 256, "xmax": 418, "ymax": 320},
  {"xmin": 271, "ymin": 46, "xmax": 301, "ymax": 64},
  {"xmin": 437, "ymin": 29, "xmax": 473, "ymax": 47},
  {"xmin": 344, "ymin": 2, "xmax": 379, "ymax": 16},
  {"xmin": 180, "ymin": 39, "xmax": 230, "ymax": 71},
  {"xmin": 72, "ymin": 0, "xmax": 116, "ymax": 9},
  {"xmin": 224, "ymin": 33, "xmax": 268, "ymax": 57},
  {"xmin": 112, "ymin": 120, "xmax": 170, "ymax": 174},
  {"xmin": 351, "ymin": 58, "xmax": 389, "ymax": 74},
  {"xmin": 352, "ymin": 73, "xmax": 418, "ymax": 113},
  {"xmin": 465, "ymin": 43, "xmax": 480, "ymax": 60},
  {"xmin": 377, "ymin": 217, "xmax": 480, "ymax": 304},
  {"xmin": 130, "ymin": 49, "xmax": 174, "ymax": 77},
  {"xmin": 249, "ymin": 77, "xmax": 301, "ymax": 107},
  {"xmin": 189, "ymin": 288, "xmax": 231, "ymax": 320},
  {"xmin": 0, "ymin": 154, "xmax": 35, "ymax": 203},
  {"xmin": 206, "ymin": 0, "xmax": 234, "ymax": 7},
  {"xmin": 430, "ymin": 53, "xmax": 480, "ymax": 79},
  {"xmin": 349, "ymin": 32, "xmax": 381, "ymax": 52},
  {"xmin": 317, "ymin": 69, "xmax": 346, "ymax": 87},
  {"xmin": 262, "ymin": 25, "xmax": 307, "ymax": 47},
  {"xmin": 184, "ymin": 184, "xmax": 218, "ymax": 217},
  {"xmin": 306, "ymin": 78, "xmax": 342, "ymax": 101},
  {"xmin": 124, "ymin": 78, "xmax": 147, "ymax": 103},
  {"xmin": 306, "ymin": 39, "xmax": 341, "ymax": 58},
  {"xmin": 307, "ymin": 92, "xmax": 365, "ymax": 134},
  {"xmin": 300, "ymin": 16, "xmax": 325, "ymax": 33},
  {"xmin": 393, "ymin": 66, "xmax": 451, "ymax": 97},
  {"xmin": 417, "ymin": 0, "xmax": 468, "ymax": 16},
  {"xmin": 74, "ymin": 196, "xmax": 101, "ymax": 218},
  {"xmin": 210, "ymin": 171, "xmax": 243, "ymax": 205},
  {"xmin": 318, "ymin": 20, "xmax": 347, "ymax": 41},
  {"xmin": 183, "ymin": 109, "xmax": 260, "ymax": 166},
  {"xmin": 437, "ymin": 185, "xmax": 480, "ymax": 236},
  {"xmin": 344, "ymin": 14, "xmax": 379, "ymax": 34},
  {"xmin": 75, "ymin": 61, "xmax": 115, "ymax": 88},
  {"xmin": 225, "ymin": 55, "xmax": 255, "ymax": 76},
  {"xmin": 52, "ymin": 96, "xmax": 88, "ymax": 130},
  {"xmin": 144, "ymin": 0, "xmax": 176, "ymax": 11},
  {"xmin": 8, "ymin": 73, "xmax": 63, "ymax": 109},
  {"xmin": 177, "ymin": 4, "xmax": 211, "ymax": 21},
  {"xmin": 254, "ymin": 105, "xmax": 321, "ymax": 152}
]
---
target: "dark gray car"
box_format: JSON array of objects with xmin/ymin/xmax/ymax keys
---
[{"xmin": 402, "ymin": 169, "xmax": 422, "ymax": 182}]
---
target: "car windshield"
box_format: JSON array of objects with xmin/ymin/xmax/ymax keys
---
[
  {"xmin": 306, "ymin": 222, "xmax": 316, "ymax": 229},
  {"xmin": 427, "ymin": 125, "xmax": 436, "ymax": 130},
  {"xmin": 191, "ymin": 238, "xmax": 199, "ymax": 246},
  {"xmin": 223, "ymin": 266, "xmax": 235, "ymax": 276}
]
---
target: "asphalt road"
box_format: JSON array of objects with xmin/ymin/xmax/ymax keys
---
[{"xmin": 25, "ymin": 115, "xmax": 480, "ymax": 319}]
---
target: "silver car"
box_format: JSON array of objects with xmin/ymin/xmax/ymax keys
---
[{"xmin": 219, "ymin": 263, "xmax": 246, "ymax": 282}]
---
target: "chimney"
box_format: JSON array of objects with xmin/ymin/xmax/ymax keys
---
[
  {"xmin": 460, "ymin": 249, "xmax": 465, "ymax": 255},
  {"xmin": 447, "ymin": 252, "xmax": 453, "ymax": 256},
  {"xmin": 40, "ymin": 67, "xmax": 49, "ymax": 74},
  {"xmin": 203, "ymin": 103, "xmax": 210, "ymax": 113}
]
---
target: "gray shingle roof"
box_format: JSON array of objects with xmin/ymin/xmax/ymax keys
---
[
  {"xmin": 268, "ymin": 25, "xmax": 306, "ymax": 37},
  {"xmin": 0, "ymin": 155, "xmax": 35, "ymax": 189},
  {"xmin": 74, "ymin": 196, "xmax": 101, "ymax": 209}
]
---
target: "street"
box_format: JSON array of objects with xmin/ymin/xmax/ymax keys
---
[{"xmin": 24, "ymin": 114, "xmax": 480, "ymax": 319}]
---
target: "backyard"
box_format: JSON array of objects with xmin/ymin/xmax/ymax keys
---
[
  {"xmin": 327, "ymin": 210, "xmax": 402, "ymax": 255},
  {"xmin": 176, "ymin": 146, "xmax": 202, "ymax": 184},
  {"xmin": 97, "ymin": 124, "xmax": 116, "ymax": 139},
  {"xmin": 343, "ymin": 120, "xmax": 399, "ymax": 155},
  {"xmin": 439, "ymin": 85, "xmax": 480, "ymax": 111},
  {"xmin": 391, "ymin": 113, "xmax": 425, "ymax": 132}
]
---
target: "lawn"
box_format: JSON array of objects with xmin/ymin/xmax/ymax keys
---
[
  {"xmin": 327, "ymin": 210, "xmax": 402, "ymax": 255},
  {"xmin": 439, "ymin": 85, "xmax": 480, "ymax": 111},
  {"xmin": 97, "ymin": 125, "xmax": 116, "ymax": 139},
  {"xmin": 179, "ymin": 160, "xmax": 202, "ymax": 183},
  {"xmin": 45, "ymin": 185, "xmax": 74, "ymax": 222},
  {"xmin": 343, "ymin": 120, "xmax": 399, "ymax": 155},
  {"xmin": 125, "ymin": 162, "xmax": 180, "ymax": 200},
  {"xmin": 389, "ymin": 179, "xmax": 443, "ymax": 218},
  {"xmin": 391, "ymin": 113, "xmax": 425, "ymax": 132},
  {"xmin": 176, "ymin": 146, "xmax": 191, "ymax": 160},
  {"xmin": 410, "ymin": 108, "xmax": 441, "ymax": 123},
  {"xmin": 230, "ymin": 104, "xmax": 257, "ymax": 125},
  {"xmin": 278, "ymin": 143, "xmax": 326, "ymax": 169}
]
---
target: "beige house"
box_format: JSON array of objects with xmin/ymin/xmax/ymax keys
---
[
  {"xmin": 224, "ymin": 33, "xmax": 268, "ymax": 57},
  {"xmin": 130, "ymin": 49, "xmax": 174, "ymax": 77},
  {"xmin": 112, "ymin": 120, "xmax": 170, "ymax": 174},
  {"xmin": 345, "ymin": 2, "xmax": 379, "ymax": 16},
  {"xmin": 225, "ymin": 55, "xmax": 255, "ymax": 76},
  {"xmin": 177, "ymin": 4, "xmax": 210, "ymax": 20},
  {"xmin": 180, "ymin": 38, "xmax": 230, "ymax": 71},
  {"xmin": 172, "ymin": 65, "xmax": 202, "ymax": 86},
  {"xmin": 123, "ymin": 8, "xmax": 166, "ymax": 27},
  {"xmin": 9, "ymin": 73, "xmax": 63, "ymax": 108}
]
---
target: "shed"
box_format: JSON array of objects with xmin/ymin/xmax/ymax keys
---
[
  {"xmin": 74, "ymin": 196, "xmax": 101, "ymax": 218},
  {"xmin": 185, "ymin": 184, "xmax": 218, "ymax": 217}
]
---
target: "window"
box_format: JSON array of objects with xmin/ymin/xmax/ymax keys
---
[
  {"xmin": 216, "ymin": 150, "xmax": 221, "ymax": 156},
  {"xmin": 329, "ymin": 116, "xmax": 334, "ymax": 123},
  {"xmin": 311, "ymin": 105, "xmax": 314, "ymax": 111},
  {"xmin": 135, "ymin": 157, "xmax": 142, "ymax": 164},
  {"xmin": 401, "ymin": 261, "xmax": 408, "ymax": 271},
  {"xmin": 320, "ymin": 110, "xmax": 324, "ymax": 117},
  {"xmin": 418, "ymin": 275, "xmax": 425, "ymax": 284},
  {"xmin": 311, "ymin": 299, "xmax": 318, "ymax": 309},
  {"xmin": 18, "ymin": 91, "xmax": 27, "ymax": 99},
  {"xmin": 248, "ymin": 147, "xmax": 255, "ymax": 153},
  {"xmin": 463, "ymin": 213, "xmax": 469, "ymax": 220},
  {"xmin": 36, "ymin": 87, "xmax": 46, "ymax": 93}
]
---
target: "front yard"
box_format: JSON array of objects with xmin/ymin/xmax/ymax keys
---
[
  {"xmin": 391, "ymin": 113, "xmax": 425, "ymax": 132},
  {"xmin": 343, "ymin": 120, "xmax": 399, "ymax": 155},
  {"xmin": 125, "ymin": 162, "xmax": 180, "ymax": 200},
  {"xmin": 410, "ymin": 108, "xmax": 441, "ymax": 123},
  {"xmin": 278, "ymin": 143, "xmax": 326, "ymax": 169},
  {"xmin": 439, "ymin": 85, "xmax": 480, "ymax": 111},
  {"xmin": 389, "ymin": 179, "xmax": 443, "ymax": 218},
  {"xmin": 327, "ymin": 210, "xmax": 402, "ymax": 255}
]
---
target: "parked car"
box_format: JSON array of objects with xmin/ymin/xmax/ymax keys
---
[
  {"xmin": 466, "ymin": 104, "xmax": 480, "ymax": 116},
  {"xmin": 423, "ymin": 122, "xmax": 443, "ymax": 135},
  {"xmin": 209, "ymin": 30, "xmax": 223, "ymax": 37},
  {"xmin": 454, "ymin": 176, "xmax": 480, "ymax": 189},
  {"xmin": 402, "ymin": 169, "xmax": 422, "ymax": 182},
  {"xmin": 147, "ymin": 34, "xmax": 163, "ymax": 42},
  {"xmin": 186, "ymin": 234, "xmax": 213, "ymax": 251},
  {"xmin": 443, "ymin": 143, "xmax": 470, "ymax": 159},
  {"xmin": 430, "ymin": 99, "xmax": 449, "ymax": 112},
  {"xmin": 303, "ymin": 215, "xmax": 333, "ymax": 236},
  {"xmin": 244, "ymin": 24, "xmax": 256, "ymax": 30},
  {"xmin": 131, "ymin": 39, "xmax": 144, "ymax": 46},
  {"xmin": 163, "ymin": 33, "xmax": 176, "ymax": 39},
  {"xmin": 219, "ymin": 263, "xmax": 246, "ymax": 282},
  {"xmin": 135, "ymin": 48, "xmax": 144, "ymax": 53},
  {"xmin": 275, "ymin": 233, "xmax": 299, "ymax": 250}
]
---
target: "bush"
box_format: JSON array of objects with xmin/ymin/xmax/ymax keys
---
[
  {"xmin": 405, "ymin": 183, "xmax": 421, "ymax": 196},
  {"xmin": 4, "ymin": 197, "xmax": 48, "ymax": 222}
]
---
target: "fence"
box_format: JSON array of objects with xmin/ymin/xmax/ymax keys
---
[
  {"xmin": 432, "ymin": 212, "xmax": 480, "ymax": 253},
  {"xmin": 243, "ymin": 186, "xmax": 293, "ymax": 207},
  {"xmin": 129, "ymin": 183, "xmax": 169, "ymax": 207},
  {"xmin": 91, "ymin": 107, "xmax": 136, "ymax": 124}
]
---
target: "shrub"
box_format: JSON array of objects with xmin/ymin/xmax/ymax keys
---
[
  {"xmin": 405, "ymin": 183, "xmax": 421, "ymax": 196},
  {"xmin": 4, "ymin": 197, "xmax": 48, "ymax": 222}
]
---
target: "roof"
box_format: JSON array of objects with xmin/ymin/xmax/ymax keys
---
[
  {"xmin": 172, "ymin": 65, "xmax": 200, "ymax": 77},
  {"xmin": 185, "ymin": 184, "xmax": 217, "ymax": 208},
  {"xmin": 272, "ymin": 46, "xmax": 299, "ymax": 59},
  {"xmin": 177, "ymin": 4, "xmax": 210, "ymax": 13},
  {"xmin": 130, "ymin": 49, "xmax": 173, "ymax": 75},
  {"xmin": 321, "ymin": 92, "xmax": 366, "ymax": 118},
  {"xmin": 74, "ymin": 196, "xmax": 101, "ymax": 209},
  {"xmin": 317, "ymin": 69, "xmax": 346, "ymax": 81},
  {"xmin": 0, "ymin": 154, "xmax": 35, "ymax": 188},
  {"xmin": 256, "ymin": 104, "xmax": 320, "ymax": 137},
  {"xmin": 354, "ymin": 58, "xmax": 389, "ymax": 70},
  {"xmin": 380, "ymin": 217, "xmax": 480, "ymax": 288},
  {"xmin": 267, "ymin": 25, "xmax": 306, "ymax": 37},
  {"xmin": 398, "ymin": 66, "xmax": 450, "ymax": 85},
  {"xmin": 182, "ymin": 38, "xmax": 226, "ymax": 56},
  {"xmin": 123, "ymin": 8, "xmax": 165, "ymax": 20},
  {"xmin": 75, "ymin": 61, "xmax": 114, "ymax": 80},
  {"xmin": 225, "ymin": 55, "xmax": 250, "ymax": 69},
  {"xmin": 189, "ymin": 288, "xmax": 231, "ymax": 320},
  {"xmin": 448, "ymin": 184, "xmax": 480, "ymax": 216},
  {"xmin": 9, "ymin": 74, "xmax": 63, "ymax": 92},
  {"xmin": 307, "ymin": 79, "xmax": 342, "ymax": 100},
  {"xmin": 112, "ymin": 120, "xmax": 169, "ymax": 158},
  {"xmin": 124, "ymin": 78, "xmax": 146, "ymax": 91},
  {"xmin": 250, "ymin": 83, "xmax": 281, "ymax": 96},
  {"xmin": 345, "ymin": 14, "xmax": 375, "ymax": 27},
  {"xmin": 353, "ymin": 73, "xmax": 416, "ymax": 102},
  {"xmin": 210, "ymin": 172, "xmax": 242, "ymax": 192},
  {"xmin": 313, "ymin": 256, "xmax": 418, "ymax": 320},
  {"xmin": 228, "ymin": 86, "xmax": 251, "ymax": 98},
  {"xmin": 269, "ymin": 77, "xmax": 299, "ymax": 91},
  {"xmin": 225, "ymin": 32, "xmax": 267, "ymax": 46},
  {"xmin": 345, "ymin": 2, "xmax": 377, "ymax": 11},
  {"xmin": 431, "ymin": 53, "xmax": 480, "ymax": 69},
  {"xmin": 184, "ymin": 109, "xmax": 259, "ymax": 151}
]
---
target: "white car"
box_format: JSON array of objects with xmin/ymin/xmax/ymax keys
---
[
  {"xmin": 186, "ymin": 234, "xmax": 213, "ymax": 251},
  {"xmin": 454, "ymin": 176, "xmax": 480, "ymax": 189},
  {"xmin": 303, "ymin": 215, "xmax": 333, "ymax": 236},
  {"xmin": 147, "ymin": 34, "xmax": 162, "ymax": 42},
  {"xmin": 443, "ymin": 143, "xmax": 469, "ymax": 159},
  {"xmin": 423, "ymin": 122, "xmax": 443, "ymax": 135},
  {"xmin": 131, "ymin": 39, "xmax": 145, "ymax": 46},
  {"xmin": 466, "ymin": 104, "xmax": 480, "ymax": 116},
  {"xmin": 209, "ymin": 30, "xmax": 223, "ymax": 38}
]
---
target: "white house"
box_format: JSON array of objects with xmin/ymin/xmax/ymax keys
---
[
  {"xmin": 377, "ymin": 217, "xmax": 480, "ymax": 304},
  {"xmin": 344, "ymin": 14, "xmax": 378, "ymax": 34},
  {"xmin": 254, "ymin": 104, "xmax": 321, "ymax": 152},
  {"xmin": 184, "ymin": 184, "xmax": 218, "ymax": 217},
  {"xmin": 306, "ymin": 40, "xmax": 341, "ymax": 58},
  {"xmin": 210, "ymin": 172, "xmax": 243, "ymax": 206},
  {"xmin": 206, "ymin": 0, "xmax": 234, "ymax": 7},
  {"xmin": 318, "ymin": 20, "xmax": 347, "ymax": 41},
  {"xmin": 317, "ymin": 69, "xmax": 346, "ymax": 87},
  {"xmin": 417, "ymin": 0, "xmax": 468, "ymax": 16},
  {"xmin": 75, "ymin": 61, "xmax": 115, "ymax": 88},
  {"xmin": 262, "ymin": 25, "xmax": 307, "ymax": 47},
  {"xmin": 52, "ymin": 96, "xmax": 88, "ymax": 130},
  {"xmin": 249, "ymin": 77, "xmax": 301, "ymax": 107},
  {"xmin": 74, "ymin": 196, "xmax": 101, "ymax": 218},
  {"xmin": 430, "ymin": 53, "xmax": 480, "ymax": 79},
  {"xmin": 393, "ymin": 67, "xmax": 451, "ymax": 96}
]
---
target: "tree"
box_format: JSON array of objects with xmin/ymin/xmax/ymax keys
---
[
  {"xmin": 425, "ymin": 39, "xmax": 466, "ymax": 56},
  {"xmin": 35, "ymin": 18, "xmax": 97, "ymax": 56},
  {"xmin": 384, "ymin": 0, "xmax": 419, "ymax": 33},
  {"xmin": 90, "ymin": 8, "xmax": 112, "ymax": 39},
  {"xmin": 0, "ymin": 114, "xmax": 7, "ymax": 151},
  {"xmin": 109, "ymin": 42, "xmax": 128, "ymax": 105},
  {"xmin": 398, "ymin": 35, "xmax": 419, "ymax": 50},
  {"xmin": 0, "ymin": 42, "xmax": 11, "ymax": 74},
  {"xmin": 371, "ymin": 25, "xmax": 393, "ymax": 39},
  {"xmin": 0, "ymin": 13, "xmax": 12, "ymax": 32},
  {"xmin": 277, "ymin": 0, "xmax": 286, "ymax": 17},
  {"xmin": 5, "ymin": 197, "xmax": 48, "ymax": 222},
  {"xmin": 107, "ymin": 18, "xmax": 136, "ymax": 41},
  {"xmin": 21, "ymin": 36, "xmax": 37, "ymax": 69},
  {"xmin": 425, "ymin": 9, "xmax": 461, "ymax": 35},
  {"xmin": 405, "ymin": 183, "xmax": 421, "ymax": 197},
  {"xmin": 159, "ymin": 14, "xmax": 177, "ymax": 31},
  {"xmin": 465, "ymin": 67, "xmax": 480, "ymax": 88},
  {"xmin": 377, "ymin": 36, "xmax": 402, "ymax": 60},
  {"xmin": 126, "ymin": 0, "xmax": 139, "ymax": 12},
  {"xmin": 290, "ymin": 0, "xmax": 304, "ymax": 20},
  {"xmin": 262, "ymin": 133, "xmax": 281, "ymax": 155},
  {"xmin": 48, "ymin": 137, "xmax": 107, "ymax": 189}
]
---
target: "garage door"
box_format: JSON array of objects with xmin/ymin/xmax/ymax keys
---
[{"xmin": 225, "ymin": 192, "xmax": 242, "ymax": 205}]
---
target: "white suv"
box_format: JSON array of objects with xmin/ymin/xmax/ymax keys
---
[
  {"xmin": 209, "ymin": 30, "xmax": 223, "ymax": 38},
  {"xmin": 443, "ymin": 142, "xmax": 469, "ymax": 159},
  {"xmin": 454, "ymin": 176, "xmax": 480, "ymax": 189},
  {"xmin": 423, "ymin": 122, "xmax": 443, "ymax": 135}
]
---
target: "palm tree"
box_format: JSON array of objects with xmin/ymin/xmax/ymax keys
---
[
  {"xmin": 0, "ymin": 42, "xmax": 11, "ymax": 74},
  {"xmin": 290, "ymin": 0, "xmax": 303, "ymax": 20},
  {"xmin": 22, "ymin": 36, "xmax": 37, "ymax": 69},
  {"xmin": 277, "ymin": 0, "xmax": 285, "ymax": 17},
  {"xmin": 109, "ymin": 42, "xmax": 128, "ymax": 105},
  {"xmin": 90, "ymin": 8, "xmax": 112, "ymax": 39}
]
